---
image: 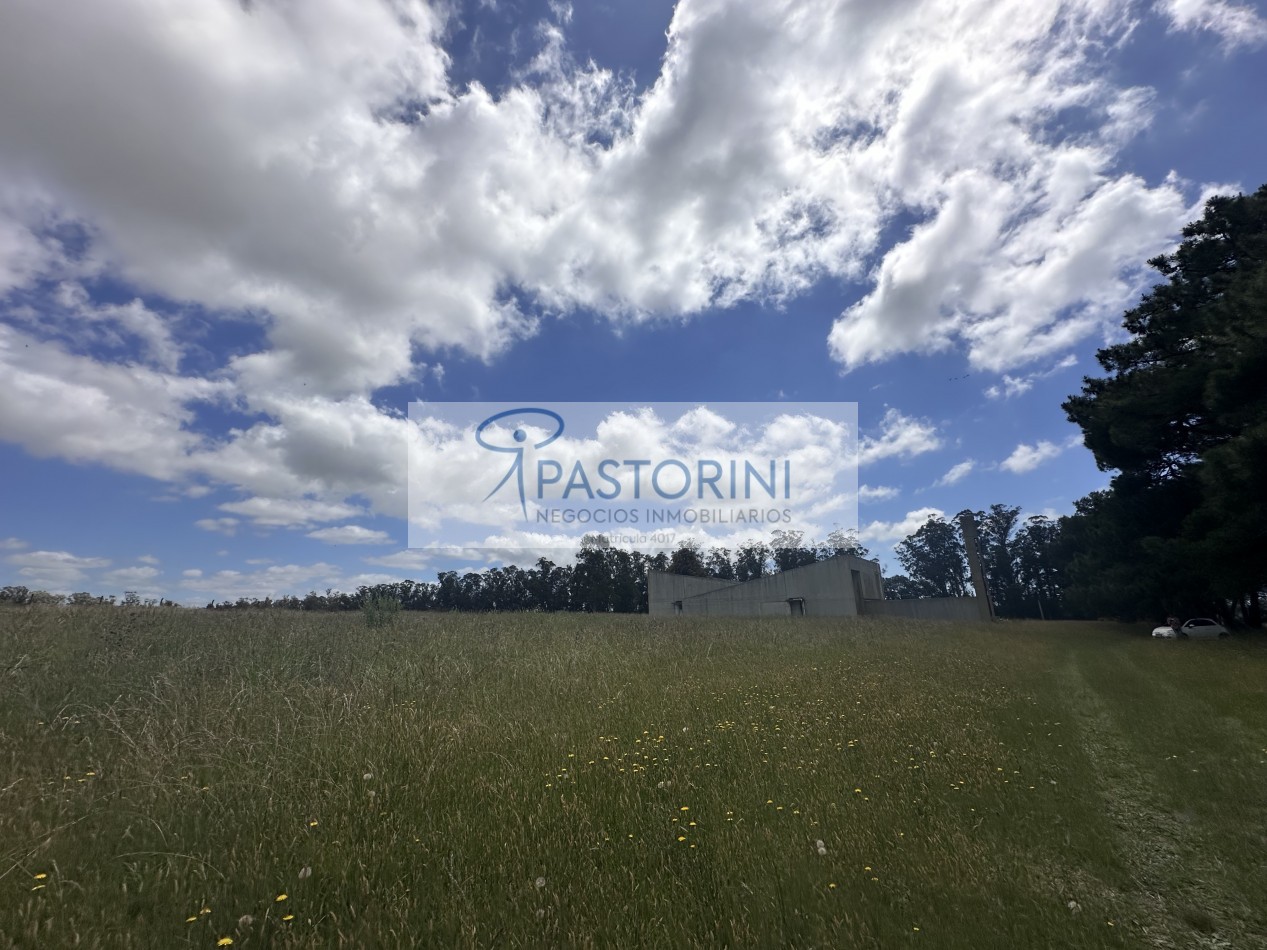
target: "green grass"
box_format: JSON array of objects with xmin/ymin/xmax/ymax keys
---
[{"xmin": 2, "ymin": 609, "xmax": 1265, "ymax": 949}]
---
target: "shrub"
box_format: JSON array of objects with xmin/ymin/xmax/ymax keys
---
[{"xmin": 361, "ymin": 591, "xmax": 400, "ymax": 629}]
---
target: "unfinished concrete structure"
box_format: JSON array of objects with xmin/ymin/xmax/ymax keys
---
[{"xmin": 648, "ymin": 555, "xmax": 984, "ymax": 621}]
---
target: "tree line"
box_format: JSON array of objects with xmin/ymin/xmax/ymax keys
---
[{"xmin": 3, "ymin": 521, "xmax": 1067, "ymax": 618}]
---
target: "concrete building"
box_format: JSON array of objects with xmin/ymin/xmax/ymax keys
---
[{"xmin": 648, "ymin": 555, "xmax": 984, "ymax": 621}]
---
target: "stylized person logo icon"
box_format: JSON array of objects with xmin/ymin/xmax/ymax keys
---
[{"xmin": 475, "ymin": 408, "xmax": 565, "ymax": 518}]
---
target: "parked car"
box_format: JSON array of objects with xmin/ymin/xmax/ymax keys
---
[{"xmin": 1151, "ymin": 618, "xmax": 1229, "ymax": 639}]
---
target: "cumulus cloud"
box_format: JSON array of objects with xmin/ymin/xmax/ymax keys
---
[
  {"xmin": 195, "ymin": 517, "xmax": 239, "ymax": 536},
  {"xmin": 859, "ymin": 409, "xmax": 942, "ymax": 466},
  {"xmin": 859, "ymin": 484, "xmax": 900, "ymax": 502},
  {"xmin": 306, "ymin": 525, "xmax": 393, "ymax": 545},
  {"xmin": 0, "ymin": 537, "xmax": 27, "ymax": 551},
  {"xmin": 0, "ymin": 0, "xmax": 1243, "ymax": 540},
  {"xmin": 984, "ymin": 376, "xmax": 1034, "ymax": 400},
  {"xmin": 102, "ymin": 565, "xmax": 161, "ymax": 588},
  {"xmin": 935, "ymin": 460, "xmax": 976, "ymax": 487},
  {"xmin": 218, "ymin": 496, "xmax": 364, "ymax": 528},
  {"xmin": 178, "ymin": 563, "xmax": 348, "ymax": 602},
  {"xmin": 0, "ymin": 325, "xmax": 231, "ymax": 482},
  {"xmin": 364, "ymin": 549, "xmax": 434, "ymax": 572},
  {"xmin": 5, "ymin": 549, "xmax": 110, "ymax": 590},
  {"xmin": 999, "ymin": 437, "xmax": 1080, "ymax": 474},
  {"xmin": 984, "ymin": 354, "xmax": 1078, "ymax": 399},
  {"xmin": 858, "ymin": 507, "xmax": 946, "ymax": 545}
]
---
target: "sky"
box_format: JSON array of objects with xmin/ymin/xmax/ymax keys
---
[{"xmin": 1, "ymin": 0, "xmax": 1265, "ymax": 603}]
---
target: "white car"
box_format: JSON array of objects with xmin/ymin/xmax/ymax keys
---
[{"xmin": 1151, "ymin": 618, "xmax": 1230, "ymax": 639}]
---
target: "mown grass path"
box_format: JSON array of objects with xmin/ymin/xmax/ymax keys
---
[{"xmin": 1, "ymin": 610, "xmax": 1264, "ymax": 948}]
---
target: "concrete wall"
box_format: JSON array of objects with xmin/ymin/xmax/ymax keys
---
[
  {"xmin": 860, "ymin": 597, "xmax": 983, "ymax": 622},
  {"xmin": 647, "ymin": 573, "xmax": 740, "ymax": 617},
  {"xmin": 649, "ymin": 555, "xmax": 884, "ymax": 618}
]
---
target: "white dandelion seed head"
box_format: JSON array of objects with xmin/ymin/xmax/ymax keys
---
[
  {"xmin": 298, "ymin": 866, "xmax": 312, "ymax": 880},
  {"xmin": 535, "ymin": 876, "xmax": 546, "ymax": 890},
  {"xmin": 363, "ymin": 772, "xmax": 373, "ymax": 781},
  {"xmin": 816, "ymin": 840, "xmax": 827, "ymax": 855},
  {"xmin": 237, "ymin": 914, "xmax": 254, "ymax": 928}
]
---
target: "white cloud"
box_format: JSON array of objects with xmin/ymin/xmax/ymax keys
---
[
  {"xmin": 5, "ymin": 549, "xmax": 110, "ymax": 590},
  {"xmin": 306, "ymin": 525, "xmax": 393, "ymax": 545},
  {"xmin": 935, "ymin": 459, "xmax": 976, "ymax": 487},
  {"xmin": 859, "ymin": 409, "xmax": 942, "ymax": 466},
  {"xmin": 999, "ymin": 437, "xmax": 1080, "ymax": 474},
  {"xmin": 858, "ymin": 507, "xmax": 946, "ymax": 545},
  {"xmin": 365, "ymin": 549, "xmax": 435, "ymax": 572},
  {"xmin": 831, "ymin": 171, "xmax": 1199, "ymax": 373},
  {"xmin": 859, "ymin": 484, "xmax": 900, "ymax": 502},
  {"xmin": 1158, "ymin": 0, "xmax": 1267, "ymax": 48},
  {"xmin": 102, "ymin": 565, "xmax": 160, "ymax": 587},
  {"xmin": 218, "ymin": 497, "xmax": 364, "ymax": 528},
  {"xmin": 178, "ymin": 563, "xmax": 347, "ymax": 602},
  {"xmin": 984, "ymin": 354, "xmax": 1077, "ymax": 399},
  {"xmin": 0, "ymin": 0, "xmax": 1240, "ymax": 542},
  {"xmin": 0, "ymin": 325, "xmax": 232, "ymax": 482},
  {"xmin": 984, "ymin": 376, "xmax": 1033, "ymax": 400},
  {"xmin": 195, "ymin": 517, "xmax": 239, "ymax": 536},
  {"xmin": 136, "ymin": 554, "xmax": 159, "ymax": 565},
  {"xmin": 0, "ymin": 537, "xmax": 27, "ymax": 551}
]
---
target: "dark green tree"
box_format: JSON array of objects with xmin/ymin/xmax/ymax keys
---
[
  {"xmin": 1063, "ymin": 185, "xmax": 1267, "ymax": 623},
  {"xmin": 895, "ymin": 515, "xmax": 969, "ymax": 597},
  {"xmin": 668, "ymin": 539, "xmax": 709, "ymax": 577},
  {"xmin": 881, "ymin": 574, "xmax": 923, "ymax": 599}
]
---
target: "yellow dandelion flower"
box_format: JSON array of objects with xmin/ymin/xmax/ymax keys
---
[
  {"xmin": 186, "ymin": 916, "xmax": 198, "ymax": 923},
  {"xmin": 828, "ymin": 883, "xmax": 837, "ymax": 889},
  {"xmin": 217, "ymin": 939, "xmax": 234, "ymax": 947},
  {"xmin": 282, "ymin": 914, "xmax": 295, "ymax": 922},
  {"xmin": 308, "ymin": 820, "xmax": 319, "ymax": 827},
  {"xmin": 33, "ymin": 873, "xmax": 47, "ymax": 880},
  {"xmin": 677, "ymin": 835, "xmax": 687, "ymax": 842},
  {"xmin": 275, "ymin": 893, "xmax": 287, "ymax": 902},
  {"xmin": 200, "ymin": 907, "xmax": 211, "ymax": 915},
  {"xmin": 679, "ymin": 806, "xmax": 689, "ymax": 812}
]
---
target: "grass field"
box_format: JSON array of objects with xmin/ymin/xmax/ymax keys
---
[{"xmin": 2, "ymin": 609, "xmax": 1265, "ymax": 949}]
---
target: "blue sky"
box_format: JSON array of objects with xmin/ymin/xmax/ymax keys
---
[{"xmin": 1, "ymin": 0, "xmax": 1264, "ymax": 602}]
